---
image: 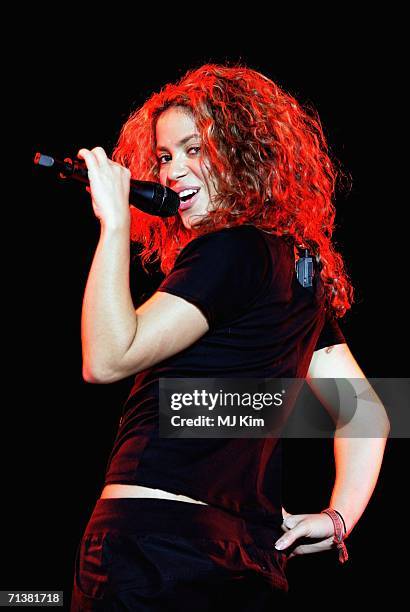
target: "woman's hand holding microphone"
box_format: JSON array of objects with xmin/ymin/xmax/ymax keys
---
[{"xmin": 77, "ymin": 147, "xmax": 131, "ymax": 230}]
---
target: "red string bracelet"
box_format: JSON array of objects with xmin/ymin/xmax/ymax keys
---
[{"xmin": 321, "ymin": 507, "xmax": 349, "ymax": 564}]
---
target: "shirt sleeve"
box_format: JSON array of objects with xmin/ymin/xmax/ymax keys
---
[
  {"xmin": 157, "ymin": 226, "xmax": 271, "ymax": 332},
  {"xmin": 314, "ymin": 311, "xmax": 346, "ymax": 351}
]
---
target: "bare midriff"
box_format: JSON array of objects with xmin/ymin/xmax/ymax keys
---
[{"xmin": 100, "ymin": 484, "xmax": 209, "ymax": 505}]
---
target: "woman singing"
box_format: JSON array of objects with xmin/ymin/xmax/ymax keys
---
[{"xmin": 70, "ymin": 63, "xmax": 389, "ymax": 610}]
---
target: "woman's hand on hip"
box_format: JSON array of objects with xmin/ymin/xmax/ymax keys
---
[
  {"xmin": 77, "ymin": 146, "xmax": 131, "ymax": 229},
  {"xmin": 275, "ymin": 512, "xmax": 335, "ymax": 559}
]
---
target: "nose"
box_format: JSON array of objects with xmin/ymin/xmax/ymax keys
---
[{"xmin": 167, "ymin": 153, "xmax": 188, "ymax": 183}]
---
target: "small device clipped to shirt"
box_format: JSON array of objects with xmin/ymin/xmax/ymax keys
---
[{"xmin": 295, "ymin": 246, "xmax": 314, "ymax": 290}]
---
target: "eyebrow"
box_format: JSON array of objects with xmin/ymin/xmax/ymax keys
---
[{"xmin": 156, "ymin": 133, "xmax": 200, "ymax": 153}]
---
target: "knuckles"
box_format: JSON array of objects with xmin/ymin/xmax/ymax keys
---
[
  {"xmin": 91, "ymin": 146, "xmax": 106, "ymax": 155},
  {"xmin": 77, "ymin": 147, "xmax": 130, "ymax": 179}
]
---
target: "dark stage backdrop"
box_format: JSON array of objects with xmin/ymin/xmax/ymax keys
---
[{"xmin": 8, "ymin": 36, "xmax": 406, "ymax": 608}]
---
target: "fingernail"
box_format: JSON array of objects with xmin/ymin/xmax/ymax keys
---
[{"xmin": 275, "ymin": 540, "xmax": 286, "ymax": 550}]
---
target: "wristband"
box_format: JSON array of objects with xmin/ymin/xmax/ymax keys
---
[
  {"xmin": 333, "ymin": 508, "xmax": 347, "ymax": 534},
  {"xmin": 321, "ymin": 507, "xmax": 349, "ymax": 564}
]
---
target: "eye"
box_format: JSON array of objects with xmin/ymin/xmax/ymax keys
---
[
  {"xmin": 158, "ymin": 153, "xmax": 171, "ymax": 165},
  {"xmin": 157, "ymin": 146, "xmax": 201, "ymax": 165}
]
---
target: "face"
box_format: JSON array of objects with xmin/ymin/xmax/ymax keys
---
[{"xmin": 155, "ymin": 107, "xmax": 218, "ymax": 230}]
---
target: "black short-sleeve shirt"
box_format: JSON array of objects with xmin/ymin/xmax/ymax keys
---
[
  {"xmin": 157, "ymin": 225, "xmax": 271, "ymax": 332},
  {"xmin": 157, "ymin": 224, "xmax": 345, "ymax": 355},
  {"xmin": 104, "ymin": 224, "xmax": 347, "ymax": 588}
]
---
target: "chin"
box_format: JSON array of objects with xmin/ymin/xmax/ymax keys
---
[{"xmin": 179, "ymin": 211, "xmax": 201, "ymax": 230}]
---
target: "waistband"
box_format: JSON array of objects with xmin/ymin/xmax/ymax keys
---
[{"xmin": 84, "ymin": 498, "xmax": 281, "ymax": 549}]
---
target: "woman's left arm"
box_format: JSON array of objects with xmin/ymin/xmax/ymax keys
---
[{"xmin": 275, "ymin": 342, "xmax": 390, "ymax": 558}]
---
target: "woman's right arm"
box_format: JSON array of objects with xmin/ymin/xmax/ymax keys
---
[{"xmin": 79, "ymin": 146, "xmax": 209, "ymax": 384}]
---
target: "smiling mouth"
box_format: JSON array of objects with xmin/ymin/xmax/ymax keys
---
[{"xmin": 179, "ymin": 189, "xmax": 201, "ymax": 211}]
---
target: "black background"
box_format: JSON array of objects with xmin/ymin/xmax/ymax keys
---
[{"xmin": 6, "ymin": 19, "xmax": 407, "ymax": 608}]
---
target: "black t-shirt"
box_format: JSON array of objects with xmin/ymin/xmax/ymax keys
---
[{"xmin": 104, "ymin": 225, "xmax": 345, "ymax": 526}]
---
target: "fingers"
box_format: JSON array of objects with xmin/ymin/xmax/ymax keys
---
[
  {"xmin": 281, "ymin": 513, "xmax": 306, "ymax": 533},
  {"xmin": 275, "ymin": 519, "xmax": 309, "ymax": 551},
  {"xmin": 280, "ymin": 508, "xmax": 308, "ymax": 533},
  {"xmin": 77, "ymin": 146, "xmax": 109, "ymax": 171},
  {"xmin": 78, "ymin": 147, "xmax": 131, "ymax": 180},
  {"xmin": 287, "ymin": 536, "xmax": 334, "ymax": 559},
  {"xmin": 281, "ymin": 506, "xmax": 292, "ymax": 520},
  {"xmin": 91, "ymin": 146, "xmax": 109, "ymax": 166},
  {"xmin": 275, "ymin": 513, "xmax": 337, "ymax": 560},
  {"xmin": 281, "ymin": 507, "xmax": 292, "ymax": 532}
]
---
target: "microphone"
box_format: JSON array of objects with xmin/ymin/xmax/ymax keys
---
[{"xmin": 33, "ymin": 152, "xmax": 180, "ymax": 217}]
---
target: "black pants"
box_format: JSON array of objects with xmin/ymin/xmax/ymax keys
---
[{"xmin": 70, "ymin": 498, "xmax": 288, "ymax": 611}]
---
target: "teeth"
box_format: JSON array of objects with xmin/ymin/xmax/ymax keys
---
[{"xmin": 179, "ymin": 188, "xmax": 199, "ymax": 199}]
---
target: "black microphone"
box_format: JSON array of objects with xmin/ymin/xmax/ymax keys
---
[{"xmin": 33, "ymin": 152, "xmax": 180, "ymax": 217}]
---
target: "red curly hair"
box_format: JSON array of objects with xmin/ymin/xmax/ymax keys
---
[{"xmin": 113, "ymin": 63, "xmax": 354, "ymax": 318}]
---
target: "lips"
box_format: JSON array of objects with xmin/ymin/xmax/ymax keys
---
[{"xmin": 178, "ymin": 189, "xmax": 201, "ymax": 211}]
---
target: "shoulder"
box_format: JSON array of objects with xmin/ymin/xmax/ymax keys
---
[{"xmin": 179, "ymin": 224, "xmax": 269, "ymax": 258}]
